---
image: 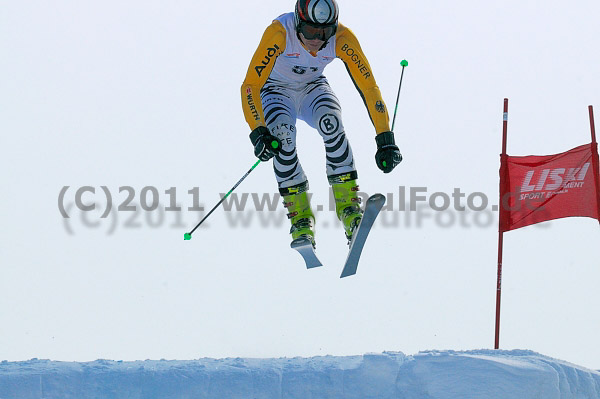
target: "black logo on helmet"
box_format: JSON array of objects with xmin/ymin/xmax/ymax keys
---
[
  {"xmin": 300, "ymin": 0, "xmax": 339, "ymax": 24},
  {"xmin": 375, "ymin": 101, "xmax": 385, "ymax": 113}
]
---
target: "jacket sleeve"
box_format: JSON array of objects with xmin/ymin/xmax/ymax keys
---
[
  {"xmin": 241, "ymin": 21, "xmax": 286, "ymax": 131},
  {"xmin": 335, "ymin": 23, "xmax": 391, "ymax": 135}
]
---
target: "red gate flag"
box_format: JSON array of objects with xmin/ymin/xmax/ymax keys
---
[
  {"xmin": 499, "ymin": 143, "xmax": 600, "ymax": 232},
  {"xmin": 495, "ymin": 102, "xmax": 600, "ymax": 350}
]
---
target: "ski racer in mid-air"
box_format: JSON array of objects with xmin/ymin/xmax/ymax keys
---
[{"xmin": 241, "ymin": 0, "xmax": 402, "ymax": 249}]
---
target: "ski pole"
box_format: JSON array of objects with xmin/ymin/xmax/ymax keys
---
[
  {"xmin": 391, "ymin": 59, "xmax": 408, "ymax": 132},
  {"xmin": 184, "ymin": 142, "xmax": 279, "ymax": 241}
]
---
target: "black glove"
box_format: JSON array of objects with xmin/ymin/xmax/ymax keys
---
[
  {"xmin": 249, "ymin": 126, "xmax": 281, "ymax": 161},
  {"xmin": 375, "ymin": 131, "xmax": 402, "ymax": 173}
]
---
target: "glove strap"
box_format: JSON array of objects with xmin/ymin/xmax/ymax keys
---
[{"xmin": 375, "ymin": 131, "xmax": 396, "ymax": 148}]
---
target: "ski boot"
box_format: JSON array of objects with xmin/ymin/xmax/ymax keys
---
[
  {"xmin": 280, "ymin": 181, "xmax": 316, "ymax": 248},
  {"xmin": 329, "ymin": 172, "xmax": 363, "ymax": 244}
]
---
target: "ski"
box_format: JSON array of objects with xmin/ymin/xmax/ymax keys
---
[
  {"xmin": 340, "ymin": 193, "xmax": 386, "ymax": 278},
  {"xmin": 291, "ymin": 237, "xmax": 323, "ymax": 269}
]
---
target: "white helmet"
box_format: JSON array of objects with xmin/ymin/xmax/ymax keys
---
[{"xmin": 294, "ymin": 0, "xmax": 339, "ymax": 41}]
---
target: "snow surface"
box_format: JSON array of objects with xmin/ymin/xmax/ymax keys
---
[{"xmin": 1, "ymin": 350, "xmax": 599, "ymax": 399}]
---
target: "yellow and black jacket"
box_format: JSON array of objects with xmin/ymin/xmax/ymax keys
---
[{"xmin": 242, "ymin": 13, "xmax": 390, "ymax": 135}]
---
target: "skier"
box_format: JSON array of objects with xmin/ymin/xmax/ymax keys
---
[{"xmin": 241, "ymin": 0, "xmax": 402, "ymax": 248}]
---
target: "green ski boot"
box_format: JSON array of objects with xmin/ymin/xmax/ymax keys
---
[
  {"xmin": 280, "ymin": 182, "xmax": 316, "ymax": 248},
  {"xmin": 329, "ymin": 172, "xmax": 363, "ymax": 243}
]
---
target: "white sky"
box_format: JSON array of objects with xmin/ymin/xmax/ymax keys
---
[{"xmin": 1, "ymin": 0, "xmax": 599, "ymax": 370}]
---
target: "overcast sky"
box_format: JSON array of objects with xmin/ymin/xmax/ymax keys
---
[{"xmin": 1, "ymin": 0, "xmax": 599, "ymax": 370}]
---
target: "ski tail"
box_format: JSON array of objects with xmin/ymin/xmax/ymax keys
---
[{"xmin": 291, "ymin": 237, "xmax": 323, "ymax": 269}]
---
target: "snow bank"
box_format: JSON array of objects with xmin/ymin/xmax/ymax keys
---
[{"xmin": 1, "ymin": 350, "xmax": 599, "ymax": 399}]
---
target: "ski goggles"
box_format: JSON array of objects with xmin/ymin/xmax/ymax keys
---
[{"xmin": 297, "ymin": 21, "xmax": 337, "ymax": 41}]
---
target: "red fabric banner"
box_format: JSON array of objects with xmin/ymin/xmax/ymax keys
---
[{"xmin": 499, "ymin": 143, "xmax": 600, "ymax": 232}]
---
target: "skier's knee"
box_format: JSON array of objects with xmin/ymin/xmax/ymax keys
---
[
  {"xmin": 268, "ymin": 121, "xmax": 297, "ymax": 149},
  {"xmin": 315, "ymin": 111, "xmax": 344, "ymax": 137}
]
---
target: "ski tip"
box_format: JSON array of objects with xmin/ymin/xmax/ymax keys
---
[{"xmin": 340, "ymin": 270, "xmax": 356, "ymax": 278}]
